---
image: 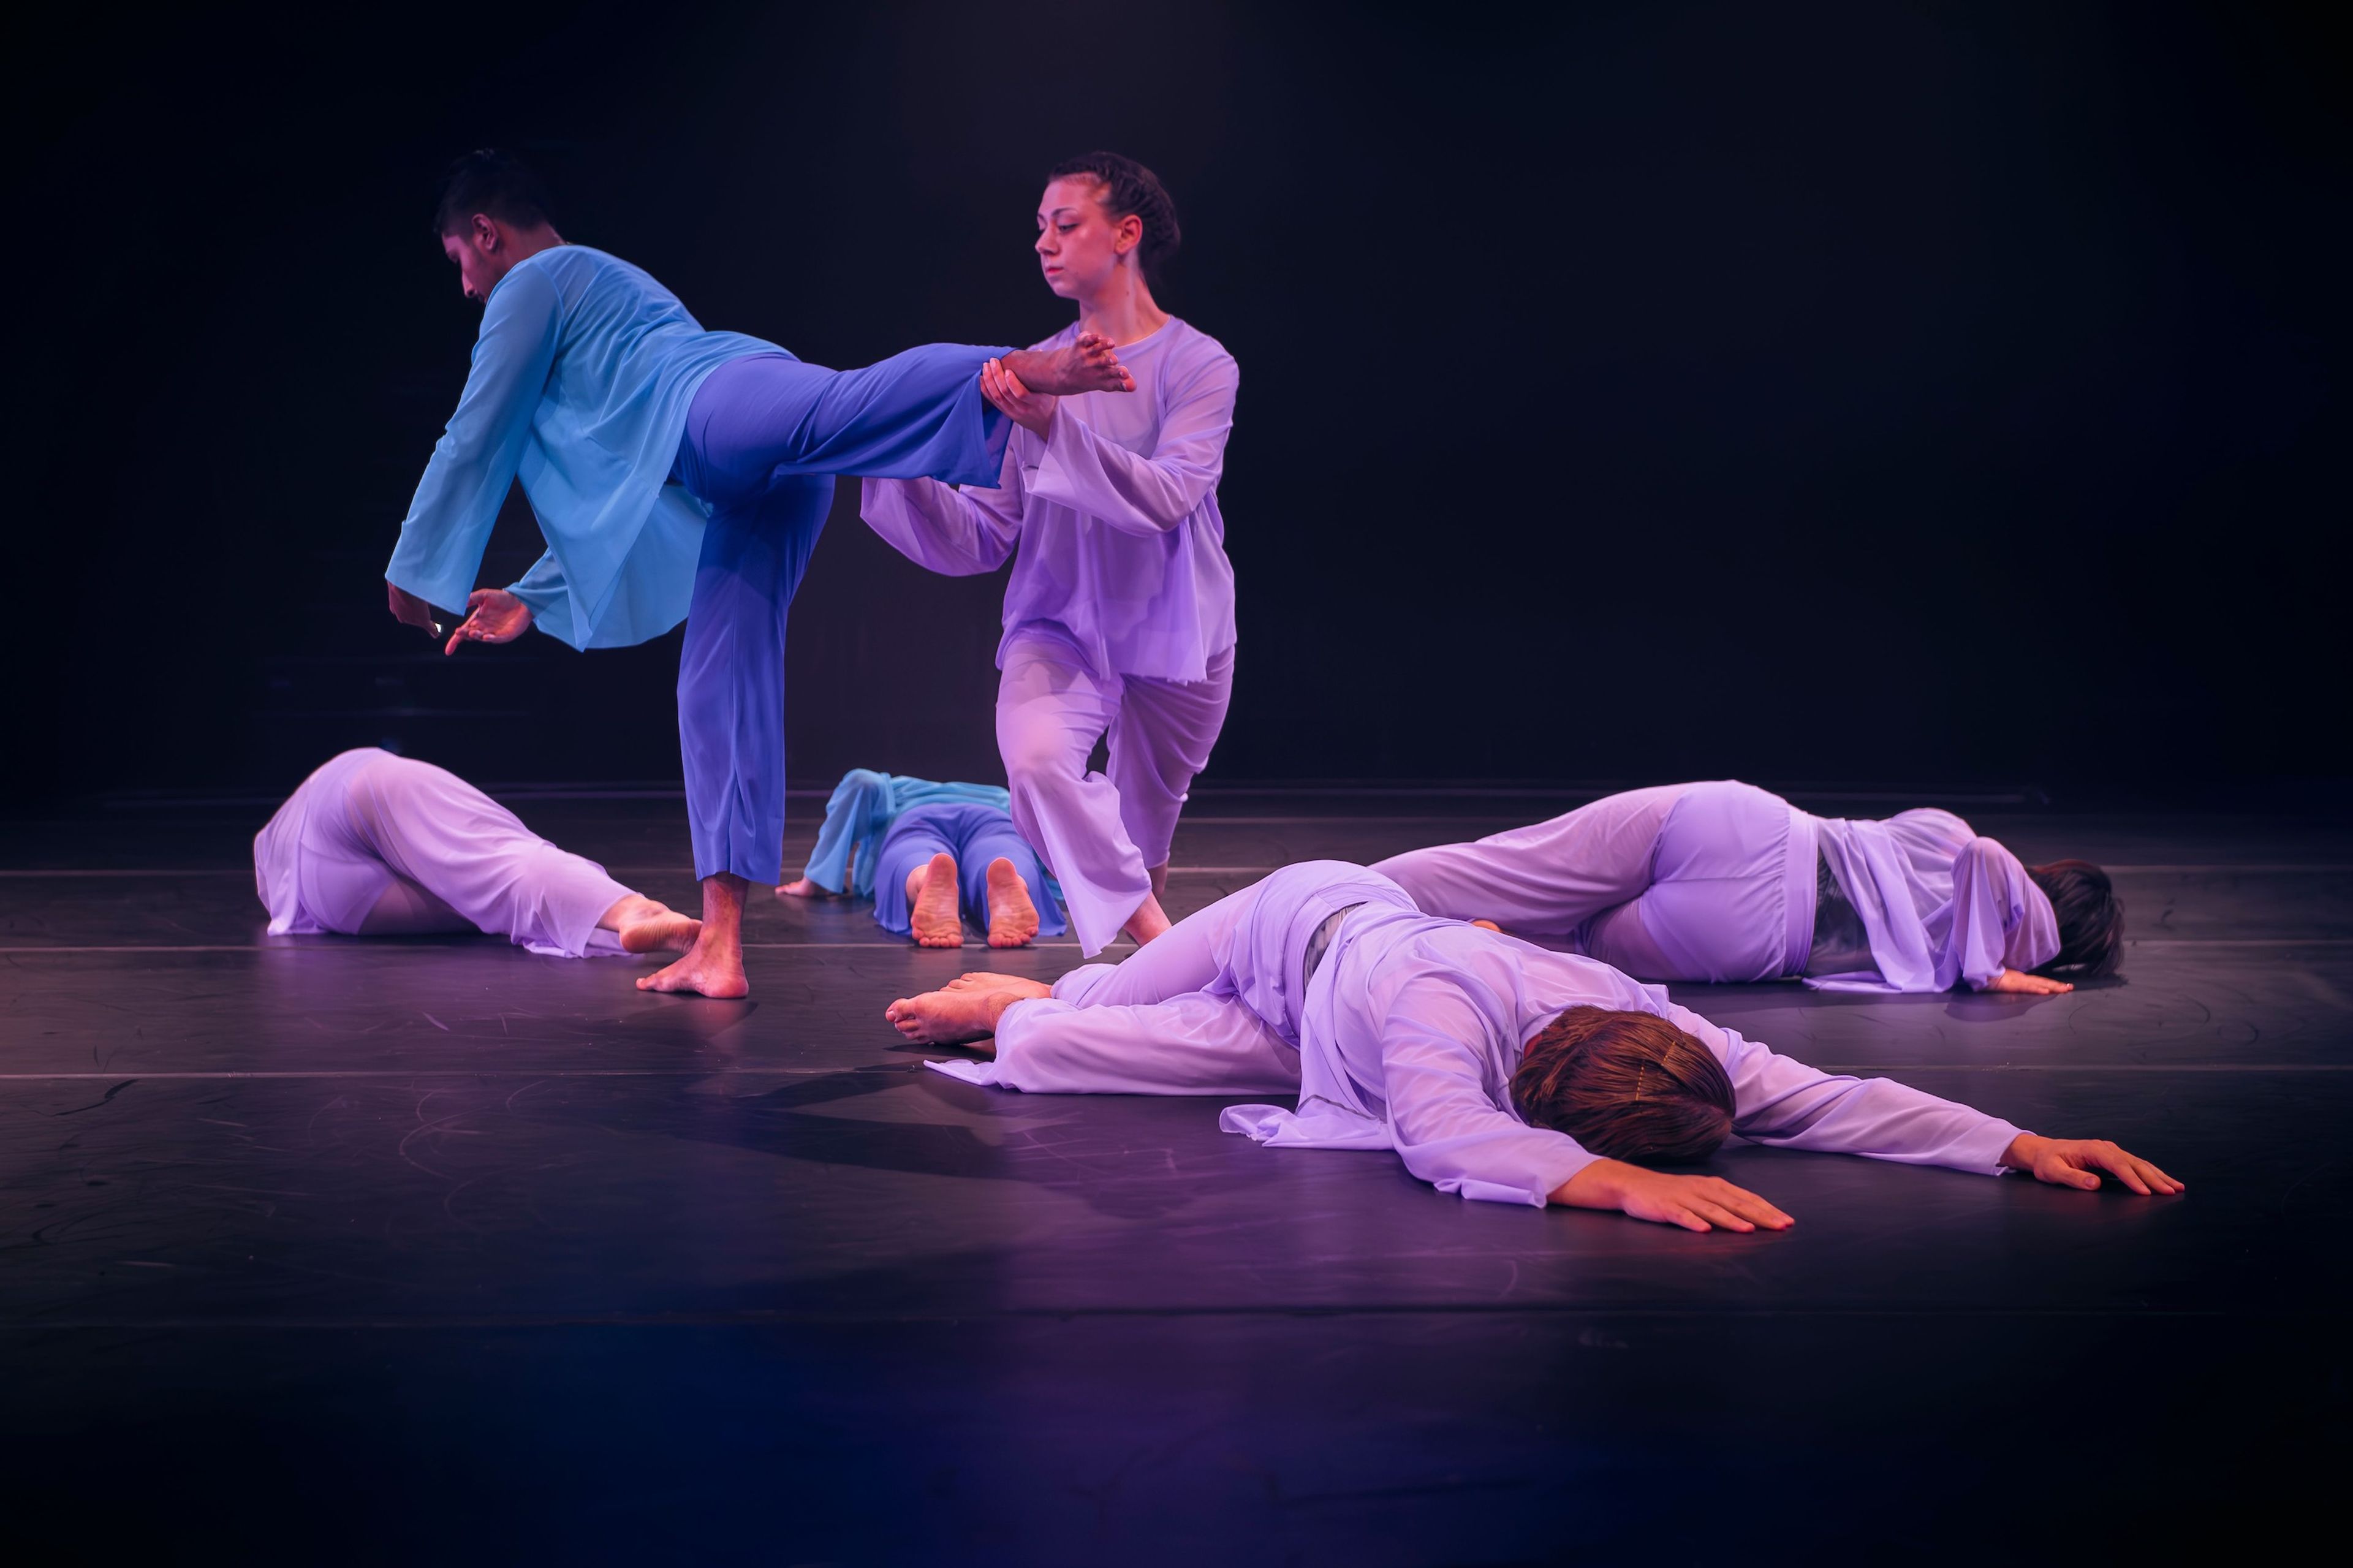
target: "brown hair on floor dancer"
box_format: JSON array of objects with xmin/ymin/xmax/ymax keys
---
[
  {"xmin": 2028, "ymin": 860, "xmax": 2125, "ymax": 979},
  {"xmin": 1510, "ymin": 1007, "xmax": 1738, "ymax": 1164}
]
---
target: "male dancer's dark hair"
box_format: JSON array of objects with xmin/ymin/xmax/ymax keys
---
[
  {"xmin": 2029, "ymin": 860, "xmax": 2125, "ymax": 978},
  {"xmin": 1048, "ymin": 151, "xmax": 1182, "ymax": 284},
  {"xmin": 1510, "ymin": 1007, "xmax": 1737, "ymax": 1164},
  {"xmin": 432, "ymin": 148, "xmax": 556, "ymax": 237}
]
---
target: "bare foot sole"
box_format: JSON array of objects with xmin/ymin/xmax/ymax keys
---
[
  {"xmin": 884, "ymin": 986, "xmax": 1019, "ymax": 1045},
  {"xmin": 909, "ymin": 852, "xmax": 964, "ymax": 948},
  {"xmin": 618, "ymin": 912, "xmax": 703, "ymax": 954},
  {"xmin": 984, "ymin": 857, "xmax": 1041, "ymax": 947},
  {"xmin": 637, "ymin": 940, "xmax": 749, "ymax": 998}
]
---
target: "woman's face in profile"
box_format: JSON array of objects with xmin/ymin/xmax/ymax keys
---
[{"xmin": 1034, "ymin": 177, "xmax": 1136, "ymax": 300}]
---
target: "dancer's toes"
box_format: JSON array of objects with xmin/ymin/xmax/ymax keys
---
[
  {"xmin": 984, "ymin": 858, "xmax": 1041, "ymax": 947},
  {"xmin": 882, "ymin": 986, "xmax": 1002, "ymax": 1044},
  {"xmin": 637, "ymin": 941, "xmax": 748, "ymax": 999},
  {"xmin": 909, "ymin": 852, "xmax": 964, "ymax": 948},
  {"xmin": 618, "ymin": 910, "xmax": 702, "ymax": 955}
]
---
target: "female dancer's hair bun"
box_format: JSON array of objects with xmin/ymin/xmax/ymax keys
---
[{"xmin": 1049, "ymin": 151, "xmax": 1183, "ymax": 284}]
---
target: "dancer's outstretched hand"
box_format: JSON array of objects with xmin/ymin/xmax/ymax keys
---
[
  {"xmin": 2001, "ymin": 1135, "xmax": 2184, "ymax": 1195},
  {"xmin": 1002, "ymin": 331, "xmax": 1135, "ymax": 396},
  {"xmin": 444, "ymin": 588, "xmax": 531, "ymax": 655},
  {"xmin": 1981, "ymin": 968, "xmax": 2074, "ymax": 995},
  {"xmin": 1552, "ymin": 1159, "xmax": 1795, "ymax": 1233},
  {"xmin": 981, "ymin": 359, "xmax": 1058, "ymax": 436}
]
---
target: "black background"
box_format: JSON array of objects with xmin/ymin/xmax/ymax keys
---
[{"xmin": 7, "ymin": 0, "xmax": 2345, "ymax": 807}]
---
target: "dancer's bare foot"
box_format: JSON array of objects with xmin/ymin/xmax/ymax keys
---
[
  {"xmin": 908, "ymin": 852, "xmax": 964, "ymax": 947},
  {"xmin": 599, "ymin": 893, "xmax": 702, "ymax": 954},
  {"xmin": 638, "ymin": 872, "xmax": 749, "ymax": 998},
  {"xmin": 777, "ymin": 877, "xmax": 830, "ymax": 899},
  {"xmin": 983, "ymin": 857, "xmax": 1041, "ymax": 947},
  {"xmin": 944, "ymin": 971, "xmax": 1054, "ymax": 997},
  {"xmin": 1121, "ymin": 892, "xmax": 1173, "ymax": 946},
  {"xmin": 1004, "ymin": 332, "xmax": 1135, "ymax": 396},
  {"xmin": 884, "ymin": 979, "xmax": 1048, "ymax": 1045}
]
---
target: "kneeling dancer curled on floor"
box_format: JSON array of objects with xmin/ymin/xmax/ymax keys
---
[
  {"xmin": 254, "ymin": 748, "xmax": 697, "ymax": 957},
  {"xmin": 779, "ymin": 768, "xmax": 1066, "ymax": 948},
  {"xmin": 1372, "ymin": 781, "xmax": 2124, "ymax": 996},
  {"xmin": 885, "ymin": 862, "xmax": 2180, "ymax": 1230}
]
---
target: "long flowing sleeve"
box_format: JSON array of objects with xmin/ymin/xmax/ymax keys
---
[
  {"xmin": 1941, "ymin": 838, "xmax": 2061, "ymax": 990},
  {"xmin": 385, "ymin": 267, "xmax": 563, "ymax": 613},
  {"xmin": 1664, "ymin": 1002, "xmax": 2025, "ymax": 1175},
  {"xmin": 1026, "ymin": 350, "xmax": 1237, "ymax": 538},
  {"xmin": 800, "ymin": 770, "xmax": 898, "ymax": 895},
  {"xmin": 506, "ymin": 548, "xmax": 572, "ymax": 635},
  {"xmin": 860, "ymin": 459, "xmax": 1023, "ymax": 577},
  {"xmin": 1380, "ymin": 987, "xmax": 1602, "ymax": 1207}
]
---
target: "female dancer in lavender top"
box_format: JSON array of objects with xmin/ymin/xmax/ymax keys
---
[
  {"xmin": 254, "ymin": 749, "xmax": 697, "ymax": 957},
  {"xmin": 862, "ymin": 153, "xmax": 1238, "ymax": 958},
  {"xmin": 884, "ymin": 863, "xmax": 2180, "ymax": 1230},
  {"xmin": 1371, "ymin": 781, "xmax": 2124, "ymax": 996}
]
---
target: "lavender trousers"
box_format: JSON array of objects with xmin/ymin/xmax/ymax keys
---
[
  {"xmin": 1371, "ymin": 780, "xmax": 1816, "ymax": 983},
  {"xmin": 253, "ymin": 749, "xmax": 631, "ymax": 957},
  {"xmin": 995, "ymin": 632, "xmax": 1236, "ymax": 955}
]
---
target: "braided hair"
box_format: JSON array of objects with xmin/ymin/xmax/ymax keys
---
[{"xmin": 1047, "ymin": 151, "xmax": 1182, "ymax": 286}]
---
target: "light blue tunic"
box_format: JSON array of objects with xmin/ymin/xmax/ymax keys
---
[{"xmin": 384, "ymin": 245, "xmax": 779, "ymax": 650}]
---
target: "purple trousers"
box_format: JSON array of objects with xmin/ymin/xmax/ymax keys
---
[
  {"xmin": 1371, "ymin": 781, "xmax": 1816, "ymax": 983},
  {"xmin": 995, "ymin": 632, "xmax": 1235, "ymax": 955}
]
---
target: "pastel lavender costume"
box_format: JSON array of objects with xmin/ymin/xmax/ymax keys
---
[
  {"xmin": 930, "ymin": 862, "xmax": 2029, "ymax": 1206},
  {"xmin": 1371, "ymin": 781, "xmax": 2061, "ymax": 993},
  {"xmin": 862, "ymin": 318, "xmax": 1239, "ymax": 955},
  {"xmin": 385, "ymin": 244, "xmax": 1014, "ymax": 888},
  {"xmin": 254, "ymin": 749, "xmax": 632, "ymax": 956},
  {"xmin": 798, "ymin": 769, "xmax": 1066, "ymax": 940}
]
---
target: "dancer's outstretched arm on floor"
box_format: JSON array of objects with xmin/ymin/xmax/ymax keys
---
[{"xmin": 1662, "ymin": 1001, "xmax": 2183, "ymax": 1193}]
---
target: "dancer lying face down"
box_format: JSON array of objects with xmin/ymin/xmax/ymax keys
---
[
  {"xmin": 885, "ymin": 862, "xmax": 2178, "ymax": 1232},
  {"xmin": 256, "ymin": 749, "xmax": 697, "ymax": 957},
  {"xmin": 778, "ymin": 769, "xmax": 1066, "ymax": 948},
  {"xmin": 1372, "ymin": 782, "xmax": 2123, "ymax": 997}
]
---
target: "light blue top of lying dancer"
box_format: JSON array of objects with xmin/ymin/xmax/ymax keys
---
[
  {"xmin": 384, "ymin": 245, "xmax": 784, "ymax": 651},
  {"xmin": 802, "ymin": 769, "xmax": 1021, "ymax": 900}
]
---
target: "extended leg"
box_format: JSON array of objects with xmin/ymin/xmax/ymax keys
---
[
  {"xmin": 1368, "ymin": 784, "xmax": 1688, "ymax": 941},
  {"xmin": 336, "ymin": 751, "xmax": 652, "ymax": 956},
  {"xmin": 938, "ymin": 992, "xmax": 1302, "ymax": 1097},
  {"xmin": 645, "ymin": 474, "xmax": 835, "ymax": 998}
]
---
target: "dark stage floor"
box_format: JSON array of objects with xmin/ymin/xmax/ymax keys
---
[{"xmin": 3, "ymin": 788, "xmax": 2348, "ymax": 1563}]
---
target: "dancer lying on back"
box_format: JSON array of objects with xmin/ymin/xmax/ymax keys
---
[
  {"xmin": 1373, "ymin": 781, "xmax": 2123, "ymax": 996},
  {"xmin": 779, "ymin": 768, "xmax": 1065, "ymax": 948},
  {"xmin": 885, "ymin": 862, "xmax": 2179, "ymax": 1230},
  {"xmin": 256, "ymin": 748, "xmax": 697, "ymax": 958}
]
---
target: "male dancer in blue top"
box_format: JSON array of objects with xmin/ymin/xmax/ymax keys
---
[{"xmin": 384, "ymin": 151, "xmax": 1133, "ymax": 997}]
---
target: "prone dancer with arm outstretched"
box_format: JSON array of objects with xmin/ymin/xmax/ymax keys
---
[
  {"xmin": 1373, "ymin": 781, "xmax": 2124, "ymax": 997},
  {"xmin": 885, "ymin": 862, "xmax": 2178, "ymax": 1230}
]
